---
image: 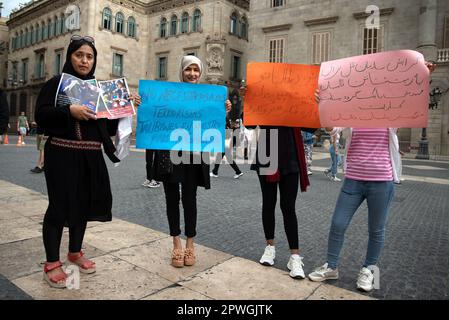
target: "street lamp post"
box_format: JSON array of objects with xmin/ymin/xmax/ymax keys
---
[{"xmin": 416, "ymin": 87, "xmax": 443, "ymax": 159}]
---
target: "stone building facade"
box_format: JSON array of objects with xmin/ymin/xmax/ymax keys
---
[
  {"xmin": 4, "ymin": 0, "xmax": 249, "ymax": 127},
  {"xmin": 248, "ymin": 0, "xmax": 449, "ymax": 156},
  {"xmin": 0, "ymin": 17, "xmax": 8, "ymax": 89}
]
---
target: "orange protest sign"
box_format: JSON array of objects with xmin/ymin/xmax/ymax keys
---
[{"xmin": 243, "ymin": 62, "xmax": 320, "ymax": 128}]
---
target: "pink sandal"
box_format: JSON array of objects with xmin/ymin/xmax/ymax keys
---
[
  {"xmin": 43, "ymin": 261, "xmax": 67, "ymax": 289},
  {"xmin": 67, "ymin": 251, "xmax": 96, "ymax": 274}
]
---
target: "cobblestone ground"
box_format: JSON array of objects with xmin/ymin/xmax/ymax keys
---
[{"xmin": 1, "ymin": 137, "xmax": 448, "ymax": 300}]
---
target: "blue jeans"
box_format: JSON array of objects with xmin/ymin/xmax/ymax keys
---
[
  {"xmin": 327, "ymin": 178, "xmax": 395, "ymax": 269},
  {"xmin": 329, "ymin": 145, "xmax": 338, "ymax": 176}
]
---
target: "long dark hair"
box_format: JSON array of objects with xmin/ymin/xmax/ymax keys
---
[{"xmin": 62, "ymin": 39, "xmax": 97, "ymax": 80}]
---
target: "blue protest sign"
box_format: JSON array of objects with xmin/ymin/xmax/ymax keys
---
[{"xmin": 136, "ymin": 80, "xmax": 227, "ymax": 152}]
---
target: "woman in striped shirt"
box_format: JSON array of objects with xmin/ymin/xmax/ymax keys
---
[{"xmin": 308, "ymin": 61, "xmax": 436, "ymax": 292}]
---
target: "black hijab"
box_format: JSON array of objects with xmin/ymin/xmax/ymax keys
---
[{"xmin": 62, "ymin": 39, "xmax": 97, "ymax": 80}]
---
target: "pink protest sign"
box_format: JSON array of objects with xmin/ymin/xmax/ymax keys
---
[{"xmin": 318, "ymin": 50, "xmax": 430, "ymax": 128}]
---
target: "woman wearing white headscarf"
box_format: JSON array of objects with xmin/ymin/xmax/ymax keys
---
[{"xmin": 155, "ymin": 56, "xmax": 231, "ymax": 268}]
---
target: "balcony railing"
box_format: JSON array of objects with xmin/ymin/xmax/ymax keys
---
[{"xmin": 437, "ymin": 48, "xmax": 449, "ymax": 63}]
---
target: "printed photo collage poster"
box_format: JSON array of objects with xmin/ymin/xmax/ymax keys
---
[{"xmin": 56, "ymin": 73, "xmax": 135, "ymax": 119}]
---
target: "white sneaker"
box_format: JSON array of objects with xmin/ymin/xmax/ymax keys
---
[
  {"xmin": 356, "ymin": 267, "xmax": 374, "ymax": 292},
  {"xmin": 259, "ymin": 245, "xmax": 275, "ymax": 266},
  {"xmin": 307, "ymin": 170, "xmax": 313, "ymax": 176},
  {"xmin": 148, "ymin": 180, "xmax": 161, "ymax": 188},
  {"xmin": 331, "ymin": 176, "xmax": 341, "ymax": 182},
  {"xmin": 308, "ymin": 263, "xmax": 339, "ymax": 282},
  {"xmin": 233, "ymin": 172, "xmax": 244, "ymax": 179},
  {"xmin": 142, "ymin": 179, "xmax": 151, "ymax": 187},
  {"xmin": 287, "ymin": 255, "xmax": 305, "ymax": 279},
  {"xmin": 210, "ymin": 172, "xmax": 218, "ymax": 178}
]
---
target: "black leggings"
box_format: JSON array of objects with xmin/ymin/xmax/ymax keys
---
[
  {"xmin": 43, "ymin": 217, "xmax": 87, "ymax": 262},
  {"xmin": 145, "ymin": 149, "xmax": 156, "ymax": 180},
  {"xmin": 212, "ymin": 152, "xmax": 242, "ymax": 175},
  {"xmin": 163, "ymin": 182, "xmax": 198, "ymax": 238},
  {"xmin": 257, "ymin": 172, "xmax": 299, "ymax": 250}
]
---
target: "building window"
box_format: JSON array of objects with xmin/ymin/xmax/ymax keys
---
[
  {"xmin": 444, "ymin": 16, "xmax": 449, "ymax": 48},
  {"xmin": 157, "ymin": 56, "xmax": 167, "ymax": 79},
  {"xmin": 192, "ymin": 9, "xmax": 201, "ymax": 32},
  {"xmin": 127, "ymin": 17, "xmax": 136, "ymax": 38},
  {"xmin": 55, "ymin": 18, "xmax": 61, "ymax": 36},
  {"xmin": 103, "ymin": 8, "xmax": 112, "ymax": 30},
  {"xmin": 19, "ymin": 31, "xmax": 24, "ymax": 48},
  {"xmin": 60, "ymin": 15, "xmax": 66, "ymax": 34},
  {"xmin": 25, "ymin": 29, "xmax": 30, "ymax": 46},
  {"xmin": 312, "ymin": 31, "xmax": 330, "ymax": 64},
  {"xmin": 363, "ymin": 26, "xmax": 384, "ymax": 54},
  {"xmin": 35, "ymin": 53, "xmax": 45, "ymax": 79},
  {"xmin": 240, "ymin": 16, "xmax": 248, "ymax": 40},
  {"xmin": 12, "ymin": 62, "xmax": 18, "ymax": 83},
  {"xmin": 19, "ymin": 93, "xmax": 27, "ymax": 113},
  {"xmin": 116, "ymin": 12, "xmax": 124, "ymax": 34},
  {"xmin": 230, "ymin": 12, "xmax": 238, "ymax": 35},
  {"xmin": 30, "ymin": 27, "xmax": 35, "ymax": 44},
  {"xmin": 43, "ymin": 22, "xmax": 48, "ymax": 40},
  {"xmin": 160, "ymin": 18, "xmax": 167, "ymax": 38},
  {"xmin": 269, "ymin": 38, "xmax": 285, "ymax": 62},
  {"xmin": 231, "ymin": 55, "xmax": 241, "ymax": 80},
  {"xmin": 112, "ymin": 53, "xmax": 124, "ymax": 77},
  {"xmin": 9, "ymin": 93, "xmax": 17, "ymax": 116},
  {"xmin": 49, "ymin": 19, "xmax": 55, "ymax": 38},
  {"xmin": 55, "ymin": 51, "xmax": 63, "ymax": 75},
  {"xmin": 21, "ymin": 59, "xmax": 28, "ymax": 83},
  {"xmin": 271, "ymin": 0, "xmax": 284, "ymax": 7},
  {"xmin": 181, "ymin": 12, "xmax": 189, "ymax": 34},
  {"xmin": 170, "ymin": 15, "xmax": 178, "ymax": 36}
]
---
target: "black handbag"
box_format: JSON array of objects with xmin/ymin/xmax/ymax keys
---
[{"xmin": 157, "ymin": 150, "xmax": 173, "ymax": 175}]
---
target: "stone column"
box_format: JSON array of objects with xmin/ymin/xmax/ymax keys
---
[{"xmin": 417, "ymin": 0, "xmax": 437, "ymax": 61}]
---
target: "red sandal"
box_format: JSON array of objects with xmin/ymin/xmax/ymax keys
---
[
  {"xmin": 43, "ymin": 261, "xmax": 67, "ymax": 289},
  {"xmin": 67, "ymin": 251, "xmax": 96, "ymax": 274}
]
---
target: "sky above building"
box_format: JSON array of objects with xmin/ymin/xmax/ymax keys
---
[{"xmin": 1, "ymin": 0, "xmax": 23, "ymax": 18}]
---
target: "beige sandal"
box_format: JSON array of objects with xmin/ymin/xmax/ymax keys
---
[
  {"xmin": 171, "ymin": 249, "xmax": 184, "ymax": 268},
  {"xmin": 184, "ymin": 248, "xmax": 196, "ymax": 266}
]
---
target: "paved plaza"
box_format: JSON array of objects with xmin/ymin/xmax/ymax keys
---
[{"xmin": 0, "ymin": 136, "xmax": 448, "ymax": 300}]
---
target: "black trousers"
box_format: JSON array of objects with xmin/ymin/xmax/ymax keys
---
[
  {"xmin": 163, "ymin": 182, "xmax": 198, "ymax": 237},
  {"xmin": 257, "ymin": 172, "xmax": 299, "ymax": 250},
  {"xmin": 42, "ymin": 216, "xmax": 87, "ymax": 262},
  {"xmin": 212, "ymin": 152, "xmax": 242, "ymax": 175},
  {"xmin": 145, "ymin": 149, "xmax": 156, "ymax": 180}
]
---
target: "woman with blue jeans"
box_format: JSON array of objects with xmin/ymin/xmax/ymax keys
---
[
  {"xmin": 325, "ymin": 131, "xmax": 341, "ymax": 181},
  {"xmin": 308, "ymin": 127, "xmax": 400, "ymax": 292}
]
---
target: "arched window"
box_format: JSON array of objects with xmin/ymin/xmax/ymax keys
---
[
  {"xmin": 160, "ymin": 17, "xmax": 167, "ymax": 38},
  {"xmin": 102, "ymin": 8, "xmax": 112, "ymax": 30},
  {"xmin": 192, "ymin": 9, "xmax": 201, "ymax": 32},
  {"xmin": 230, "ymin": 12, "xmax": 238, "ymax": 35},
  {"xmin": 127, "ymin": 16, "xmax": 136, "ymax": 37},
  {"xmin": 48, "ymin": 19, "xmax": 54, "ymax": 38},
  {"xmin": 55, "ymin": 16, "xmax": 61, "ymax": 36},
  {"xmin": 170, "ymin": 15, "xmax": 177, "ymax": 36},
  {"xmin": 240, "ymin": 16, "xmax": 248, "ymax": 40},
  {"xmin": 60, "ymin": 14, "xmax": 66, "ymax": 34},
  {"xmin": 38, "ymin": 23, "xmax": 43, "ymax": 41},
  {"xmin": 25, "ymin": 28, "xmax": 30, "ymax": 46},
  {"xmin": 19, "ymin": 31, "xmax": 24, "ymax": 48},
  {"xmin": 42, "ymin": 21, "xmax": 48, "ymax": 40},
  {"xmin": 181, "ymin": 12, "xmax": 189, "ymax": 34},
  {"xmin": 34, "ymin": 24, "xmax": 39, "ymax": 43},
  {"xmin": 116, "ymin": 12, "xmax": 124, "ymax": 33},
  {"xmin": 31, "ymin": 26, "xmax": 35, "ymax": 44}
]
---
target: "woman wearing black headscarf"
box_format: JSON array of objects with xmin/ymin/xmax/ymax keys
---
[{"xmin": 35, "ymin": 36, "xmax": 139, "ymax": 288}]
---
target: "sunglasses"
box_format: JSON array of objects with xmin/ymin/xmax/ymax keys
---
[{"xmin": 70, "ymin": 35, "xmax": 95, "ymax": 45}]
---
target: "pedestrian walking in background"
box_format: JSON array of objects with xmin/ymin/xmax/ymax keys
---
[
  {"xmin": 0, "ymin": 88, "xmax": 9, "ymax": 143},
  {"xmin": 35, "ymin": 35, "xmax": 140, "ymax": 288},
  {"xmin": 210, "ymin": 118, "xmax": 244, "ymax": 179},
  {"xmin": 324, "ymin": 129, "xmax": 341, "ymax": 182},
  {"xmin": 142, "ymin": 149, "xmax": 161, "ymax": 188},
  {"xmin": 30, "ymin": 124, "xmax": 47, "ymax": 173},
  {"xmin": 301, "ymin": 130, "xmax": 314, "ymax": 176},
  {"xmin": 17, "ymin": 111, "xmax": 29, "ymax": 145},
  {"xmin": 154, "ymin": 56, "xmax": 232, "ymax": 268}
]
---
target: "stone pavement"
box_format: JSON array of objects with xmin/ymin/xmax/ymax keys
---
[
  {"xmin": 0, "ymin": 179, "xmax": 372, "ymax": 300},
  {"xmin": 1, "ymin": 135, "xmax": 448, "ymax": 300}
]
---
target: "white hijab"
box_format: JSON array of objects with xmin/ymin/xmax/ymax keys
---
[{"xmin": 179, "ymin": 55, "xmax": 203, "ymax": 83}]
